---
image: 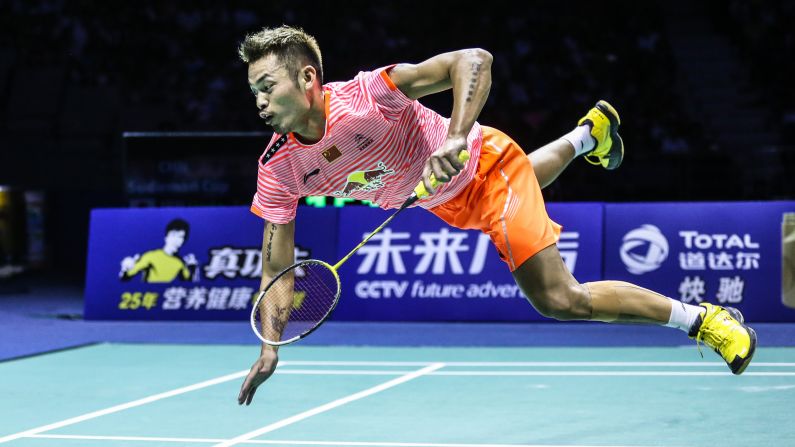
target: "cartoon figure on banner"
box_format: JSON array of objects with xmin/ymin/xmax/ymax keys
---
[{"xmin": 119, "ymin": 218, "xmax": 199, "ymax": 283}]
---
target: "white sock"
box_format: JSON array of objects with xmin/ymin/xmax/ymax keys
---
[
  {"xmin": 561, "ymin": 125, "xmax": 595, "ymax": 157},
  {"xmin": 665, "ymin": 298, "xmax": 705, "ymax": 333}
]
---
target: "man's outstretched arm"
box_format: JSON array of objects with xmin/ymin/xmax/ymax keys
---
[
  {"xmin": 238, "ymin": 219, "xmax": 296, "ymax": 406},
  {"xmin": 388, "ymin": 49, "xmax": 493, "ymax": 193}
]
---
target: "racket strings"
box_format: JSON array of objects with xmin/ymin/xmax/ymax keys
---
[{"xmin": 255, "ymin": 261, "xmax": 339, "ymax": 343}]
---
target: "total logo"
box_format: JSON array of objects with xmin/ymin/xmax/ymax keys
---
[{"xmin": 620, "ymin": 224, "xmax": 669, "ymax": 274}]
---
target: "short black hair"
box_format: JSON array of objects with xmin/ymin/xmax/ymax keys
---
[
  {"xmin": 165, "ymin": 218, "xmax": 190, "ymax": 240},
  {"xmin": 238, "ymin": 25, "xmax": 324, "ymax": 85}
]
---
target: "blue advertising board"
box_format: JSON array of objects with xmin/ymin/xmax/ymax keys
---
[
  {"xmin": 332, "ymin": 203, "xmax": 603, "ymax": 322},
  {"xmin": 85, "ymin": 201, "xmax": 794, "ymax": 322},
  {"xmin": 84, "ymin": 206, "xmax": 337, "ymax": 320},
  {"xmin": 604, "ymin": 201, "xmax": 795, "ymax": 322}
]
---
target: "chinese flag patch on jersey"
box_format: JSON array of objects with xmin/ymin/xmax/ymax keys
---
[{"xmin": 322, "ymin": 145, "xmax": 342, "ymax": 163}]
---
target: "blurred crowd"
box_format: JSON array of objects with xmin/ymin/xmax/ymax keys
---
[
  {"xmin": 715, "ymin": 0, "xmax": 795, "ymax": 139},
  {"xmin": 1, "ymin": 0, "xmax": 704, "ymax": 155}
]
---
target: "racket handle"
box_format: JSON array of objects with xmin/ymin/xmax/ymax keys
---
[{"xmin": 413, "ymin": 150, "xmax": 471, "ymax": 199}]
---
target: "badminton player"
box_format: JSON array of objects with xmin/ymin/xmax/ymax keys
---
[{"xmin": 236, "ymin": 26, "xmax": 756, "ymax": 406}]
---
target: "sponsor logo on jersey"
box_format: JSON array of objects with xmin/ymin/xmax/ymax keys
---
[
  {"xmin": 303, "ymin": 168, "xmax": 320, "ymax": 185},
  {"xmin": 353, "ymin": 134, "xmax": 374, "ymax": 151},
  {"xmin": 333, "ymin": 162, "xmax": 395, "ymax": 196}
]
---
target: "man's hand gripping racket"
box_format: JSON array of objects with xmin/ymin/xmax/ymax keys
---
[{"xmin": 248, "ymin": 150, "xmax": 470, "ymax": 346}]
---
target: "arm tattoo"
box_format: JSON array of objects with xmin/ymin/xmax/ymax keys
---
[
  {"xmin": 466, "ymin": 62, "xmax": 482, "ymax": 102},
  {"xmin": 265, "ymin": 224, "xmax": 277, "ymax": 262},
  {"xmin": 270, "ymin": 305, "xmax": 288, "ymax": 334}
]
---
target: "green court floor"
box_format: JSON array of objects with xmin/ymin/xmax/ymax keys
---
[{"xmin": 1, "ymin": 344, "xmax": 794, "ymax": 447}]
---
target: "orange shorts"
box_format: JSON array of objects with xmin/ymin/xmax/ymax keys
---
[{"xmin": 429, "ymin": 126, "xmax": 562, "ymax": 271}]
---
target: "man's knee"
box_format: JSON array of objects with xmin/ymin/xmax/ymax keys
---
[{"xmin": 528, "ymin": 284, "xmax": 591, "ymax": 321}]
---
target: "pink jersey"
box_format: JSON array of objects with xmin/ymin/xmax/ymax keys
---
[{"xmin": 250, "ymin": 65, "xmax": 483, "ymax": 224}]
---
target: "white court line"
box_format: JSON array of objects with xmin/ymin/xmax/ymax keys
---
[
  {"xmin": 0, "ymin": 368, "xmax": 251, "ymax": 444},
  {"xmin": 275, "ymin": 369, "xmax": 795, "ymax": 377},
  {"xmin": 434, "ymin": 371, "xmax": 795, "ymax": 377},
  {"xmin": 214, "ymin": 363, "xmax": 446, "ymax": 447},
  {"xmin": 276, "ymin": 361, "xmax": 795, "ymax": 367},
  {"xmin": 31, "ymin": 434, "xmax": 660, "ymax": 447},
  {"xmin": 31, "ymin": 434, "xmax": 224, "ymax": 443}
]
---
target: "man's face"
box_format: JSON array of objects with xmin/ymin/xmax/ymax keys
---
[{"xmin": 248, "ymin": 54, "xmax": 311, "ymax": 135}]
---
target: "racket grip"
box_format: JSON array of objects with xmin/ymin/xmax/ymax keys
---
[{"xmin": 414, "ymin": 150, "xmax": 471, "ymax": 199}]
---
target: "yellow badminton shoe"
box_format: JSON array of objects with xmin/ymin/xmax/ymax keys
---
[
  {"xmin": 688, "ymin": 303, "xmax": 757, "ymax": 375},
  {"xmin": 579, "ymin": 100, "xmax": 624, "ymax": 170}
]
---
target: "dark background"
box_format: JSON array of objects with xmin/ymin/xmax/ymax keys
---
[{"xmin": 0, "ymin": 0, "xmax": 793, "ymax": 279}]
